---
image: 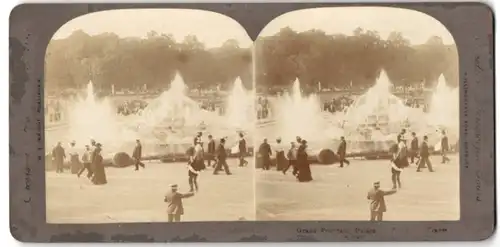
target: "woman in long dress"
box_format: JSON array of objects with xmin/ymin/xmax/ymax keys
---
[
  {"xmin": 275, "ymin": 138, "xmax": 286, "ymax": 171},
  {"xmin": 91, "ymin": 143, "xmax": 107, "ymax": 185},
  {"xmin": 296, "ymin": 140, "xmax": 313, "ymax": 182}
]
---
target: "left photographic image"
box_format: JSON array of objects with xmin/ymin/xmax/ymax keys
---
[{"xmin": 44, "ymin": 9, "xmax": 255, "ymax": 223}]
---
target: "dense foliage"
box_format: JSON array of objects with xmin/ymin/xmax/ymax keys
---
[
  {"xmin": 255, "ymin": 27, "xmax": 458, "ymax": 91},
  {"xmin": 45, "ymin": 30, "xmax": 253, "ymax": 93},
  {"xmin": 45, "ymin": 28, "xmax": 458, "ymax": 94}
]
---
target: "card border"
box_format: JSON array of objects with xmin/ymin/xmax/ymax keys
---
[{"xmin": 9, "ymin": 2, "xmax": 496, "ymax": 242}]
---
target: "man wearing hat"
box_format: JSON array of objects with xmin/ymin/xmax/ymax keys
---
[
  {"xmin": 132, "ymin": 139, "xmax": 145, "ymax": 171},
  {"xmin": 258, "ymin": 138, "xmax": 272, "ymax": 170},
  {"xmin": 164, "ymin": 184, "xmax": 195, "ymax": 222},
  {"xmin": 214, "ymin": 138, "xmax": 231, "ymax": 175},
  {"xmin": 337, "ymin": 136, "xmax": 350, "ymax": 168},
  {"xmin": 238, "ymin": 132, "xmax": 248, "ymax": 167},
  {"xmin": 206, "ymin": 135, "xmax": 216, "ymax": 168},
  {"xmin": 417, "ymin": 135, "xmax": 434, "ymax": 172},
  {"xmin": 52, "ymin": 141, "xmax": 66, "ymax": 173},
  {"xmin": 367, "ymin": 181, "xmax": 397, "ymax": 221}
]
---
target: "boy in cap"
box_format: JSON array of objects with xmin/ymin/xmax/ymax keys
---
[
  {"xmin": 164, "ymin": 184, "xmax": 195, "ymax": 222},
  {"xmin": 78, "ymin": 145, "xmax": 93, "ymax": 179},
  {"xmin": 367, "ymin": 181, "xmax": 397, "ymax": 221}
]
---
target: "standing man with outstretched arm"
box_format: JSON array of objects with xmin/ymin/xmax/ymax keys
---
[
  {"xmin": 164, "ymin": 184, "xmax": 195, "ymax": 222},
  {"xmin": 367, "ymin": 181, "xmax": 397, "ymax": 221}
]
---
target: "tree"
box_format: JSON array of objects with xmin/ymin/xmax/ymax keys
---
[{"xmin": 45, "ymin": 30, "xmax": 252, "ymax": 92}]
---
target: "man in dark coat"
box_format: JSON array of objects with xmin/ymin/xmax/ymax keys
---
[
  {"xmin": 214, "ymin": 138, "xmax": 231, "ymax": 175},
  {"xmin": 206, "ymin": 135, "xmax": 216, "ymax": 168},
  {"xmin": 410, "ymin": 132, "xmax": 419, "ymax": 164},
  {"xmin": 258, "ymin": 139, "xmax": 272, "ymax": 170},
  {"xmin": 417, "ymin": 135, "xmax": 434, "ymax": 172},
  {"xmin": 440, "ymin": 130, "xmax": 450, "ymax": 163},
  {"xmin": 337, "ymin": 136, "xmax": 350, "ymax": 168},
  {"xmin": 52, "ymin": 142, "xmax": 66, "ymax": 173},
  {"xmin": 132, "ymin": 139, "xmax": 145, "ymax": 170},
  {"xmin": 367, "ymin": 181, "xmax": 397, "ymax": 221},
  {"xmin": 164, "ymin": 184, "xmax": 195, "ymax": 222},
  {"xmin": 238, "ymin": 132, "xmax": 248, "ymax": 167}
]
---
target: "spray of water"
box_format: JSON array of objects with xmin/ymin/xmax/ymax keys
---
[
  {"xmin": 343, "ymin": 70, "xmax": 410, "ymax": 131},
  {"xmin": 137, "ymin": 73, "xmax": 199, "ymax": 131},
  {"xmin": 226, "ymin": 77, "xmax": 253, "ymax": 129},
  {"xmin": 274, "ymin": 78, "xmax": 325, "ymax": 143},
  {"xmin": 66, "ymin": 81, "xmax": 126, "ymax": 149},
  {"xmin": 427, "ymin": 74, "xmax": 459, "ymax": 131}
]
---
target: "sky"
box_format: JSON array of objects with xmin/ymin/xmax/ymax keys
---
[
  {"xmin": 53, "ymin": 7, "xmax": 455, "ymax": 47},
  {"xmin": 259, "ymin": 7, "xmax": 455, "ymax": 45},
  {"xmin": 52, "ymin": 9, "xmax": 253, "ymax": 48}
]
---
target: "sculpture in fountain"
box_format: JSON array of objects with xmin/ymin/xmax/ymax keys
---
[{"xmin": 342, "ymin": 70, "xmax": 413, "ymax": 140}]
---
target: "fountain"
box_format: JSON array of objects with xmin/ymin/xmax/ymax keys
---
[
  {"xmin": 342, "ymin": 70, "xmax": 412, "ymax": 135},
  {"xmin": 255, "ymin": 70, "xmax": 458, "ymax": 165},
  {"xmin": 427, "ymin": 74, "xmax": 459, "ymax": 131},
  {"xmin": 124, "ymin": 74, "xmax": 255, "ymax": 158},
  {"xmin": 225, "ymin": 77, "xmax": 254, "ymax": 129},
  {"xmin": 65, "ymin": 81, "xmax": 130, "ymax": 149},
  {"xmin": 273, "ymin": 78, "xmax": 327, "ymax": 143},
  {"xmin": 47, "ymin": 72, "xmax": 261, "ymax": 168},
  {"xmin": 426, "ymin": 74, "xmax": 459, "ymax": 149}
]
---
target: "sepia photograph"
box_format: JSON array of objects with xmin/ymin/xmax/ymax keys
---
[
  {"xmin": 44, "ymin": 9, "xmax": 255, "ymax": 223},
  {"xmin": 253, "ymin": 7, "xmax": 460, "ymax": 221}
]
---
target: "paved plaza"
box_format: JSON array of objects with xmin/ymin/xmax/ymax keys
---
[
  {"xmin": 47, "ymin": 153, "xmax": 459, "ymax": 223},
  {"xmin": 256, "ymin": 154, "xmax": 459, "ymax": 221},
  {"xmin": 46, "ymin": 159, "xmax": 255, "ymax": 223}
]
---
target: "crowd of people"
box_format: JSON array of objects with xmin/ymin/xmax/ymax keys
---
[
  {"xmin": 322, "ymin": 95, "xmax": 355, "ymax": 113},
  {"xmin": 368, "ymin": 128, "xmax": 452, "ymax": 221},
  {"xmin": 256, "ymin": 136, "xmax": 313, "ymax": 182},
  {"xmin": 45, "ymin": 99, "xmax": 64, "ymax": 124},
  {"xmin": 252, "ymin": 126, "xmax": 453, "ymax": 221},
  {"xmin": 116, "ymin": 100, "xmax": 148, "ymax": 116},
  {"xmin": 256, "ymin": 96, "xmax": 271, "ymax": 120},
  {"xmin": 50, "ymin": 139, "xmax": 107, "ymax": 185},
  {"xmin": 162, "ymin": 131, "xmax": 250, "ymax": 222},
  {"xmin": 50, "ymin": 130, "xmax": 250, "ymax": 222}
]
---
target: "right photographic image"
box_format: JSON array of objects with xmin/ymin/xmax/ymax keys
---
[{"xmin": 253, "ymin": 7, "xmax": 459, "ymax": 221}]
